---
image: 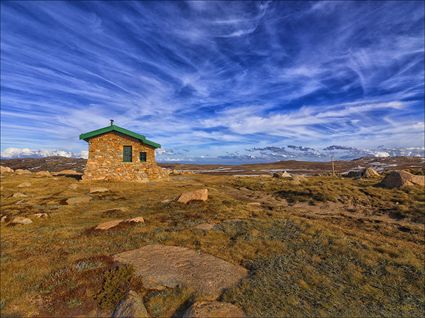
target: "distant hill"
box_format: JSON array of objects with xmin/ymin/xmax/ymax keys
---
[
  {"xmin": 0, "ymin": 156, "xmax": 87, "ymax": 173},
  {"xmin": 1, "ymin": 155, "xmax": 423, "ymax": 175}
]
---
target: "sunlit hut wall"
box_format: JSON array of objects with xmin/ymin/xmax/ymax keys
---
[{"xmin": 80, "ymin": 124, "xmax": 167, "ymax": 182}]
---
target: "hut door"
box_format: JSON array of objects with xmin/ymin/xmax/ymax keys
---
[{"xmin": 123, "ymin": 146, "xmax": 132, "ymax": 162}]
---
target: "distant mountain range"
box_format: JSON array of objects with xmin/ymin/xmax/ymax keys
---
[
  {"xmin": 218, "ymin": 145, "xmax": 425, "ymax": 163},
  {"xmin": 1, "ymin": 146, "xmax": 424, "ymax": 163}
]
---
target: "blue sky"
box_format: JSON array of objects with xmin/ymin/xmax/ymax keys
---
[{"xmin": 1, "ymin": 1, "xmax": 424, "ymax": 162}]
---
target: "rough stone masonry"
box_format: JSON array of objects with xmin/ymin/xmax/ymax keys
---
[{"xmin": 80, "ymin": 125, "xmax": 168, "ymax": 182}]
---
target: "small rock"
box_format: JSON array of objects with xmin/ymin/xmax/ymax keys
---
[
  {"xmin": 112, "ymin": 290, "xmax": 149, "ymax": 318},
  {"xmin": 281, "ymin": 171, "xmax": 292, "ymax": 178},
  {"xmin": 342, "ymin": 170, "xmax": 363, "ymax": 178},
  {"xmin": 0, "ymin": 166, "xmax": 14, "ymax": 174},
  {"xmin": 34, "ymin": 213, "xmax": 49, "ymax": 218},
  {"xmin": 89, "ymin": 187, "xmax": 109, "ymax": 194},
  {"xmin": 126, "ymin": 216, "xmax": 145, "ymax": 224},
  {"xmin": 66, "ymin": 196, "xmax": 92, "ymax": 205},
  {"xmin": 17, "ymin": 182, "xmax": 31, "ymax": 188},
  {"xmin": 12, "ymin": 192, "xmax": 27, "ymax": 198},
  {"xmin": 36, "ymin": 171, "xmax": 51, "ymax": 177},
  {"xmin": 161, "ymin": 199, "xmax": 171, "ymax": 204},
  {"xmin": 193, "ymin": 223, "xmax": 216, "ymax": 231},
  {"xmin": 362, "ymin": 167, "xmax": 380, "ymax": 178},
  {"xmin": 183, "ymin": 301, "xmax": 245, "ymax": 318},
  {"xmin": 15, "ymin": 169, "xmax": 32, "ymax": 175},
  {"xmin": 177, "ymin": 189, "xmax": 208, "ymax": 204},
  {"xmin": 272, "ymin": 171, "xmax": 292, "ymax": 178},
  {"xmin": 247, "ymin": 202, "xmax": 261, "ymax": 207},
  {"xmin": 10, "ymin": 216, "xmax": 32, "ymax": 225},
  {"xmin": 1, "ymin": 215, "xmax": 8, "ymax": 223},
  {"xmin": 95, "ymin": 219, "xmax": 124, "ymax": 230},
  {"xmin": 53, "ymin": 170, "xmax": 82, "ymax": 176},
  {"xmin": 68, "ymin": 184, "xmax": 79, "ymax": 190}
]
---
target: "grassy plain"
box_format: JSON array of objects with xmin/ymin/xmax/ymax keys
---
[{"xmin": 0, "ymin": 172, "xmax": 424, "ymax": 317}]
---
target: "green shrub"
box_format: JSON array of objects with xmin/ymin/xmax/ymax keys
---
[{"xmin": 95, "ymin": 265, "xmax": 134, "ymax": 310}]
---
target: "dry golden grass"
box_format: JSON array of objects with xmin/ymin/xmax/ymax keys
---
[{"xmin": 0, "ymin": 173, "xmax": 424, "ymax": 317}]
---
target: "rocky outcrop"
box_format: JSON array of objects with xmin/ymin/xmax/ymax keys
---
[
  {"xmin": 183, "ymin": 301, "xmax": 245, "ymax": 318},
  {"xmin": 9, "ymin": 216, "xmax": 32, "ymax": 225},
  {"xmin": 0, "ymin": 166, "xmax": 14, "ymax": 174},
  {"xmin": 177, "ymin": 189, "xmax": 208, "ymax": 204},
  {"xmin": 113, "ymin": 244, "xmax": 248, "ymax": 299},
  {"xmin": 379, "ymin": 170, "xmax": 425, "ymax": 188},
  {"xmin": 112, "ymin": 290, "xmax": 149, "ymax": 318}
]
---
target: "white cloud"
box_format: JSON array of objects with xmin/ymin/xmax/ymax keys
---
[{"xmin": 0, "ymin": 147, "xmax": 84, "ymax": 159}]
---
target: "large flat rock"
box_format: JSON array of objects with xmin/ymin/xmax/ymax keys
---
[{"xmin": 114, "ymin": 244, "xmax": 247, "ymax": 299}]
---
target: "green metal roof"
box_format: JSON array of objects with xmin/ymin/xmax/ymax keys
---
[{"xmin": 79, "ymin": 125, "xmax": 161, "ymax": 149}]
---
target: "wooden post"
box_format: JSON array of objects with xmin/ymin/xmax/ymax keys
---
[{"xmin": 331, "ymin": 155, "xmax": 335, "ymax": 177}]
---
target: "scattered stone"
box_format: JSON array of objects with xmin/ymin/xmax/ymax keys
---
[
  {"xmin": 15, "ymin": 169, "xmax": 32, "ymax": 175},
  {"xmin": 68, "ymin": 184, "xmax": 79, "ymax": 190},
  {"xmin": 282, "ymin": 171, "xmax": 292, "ymax": 178},
  {"xmin": 95, "ymin": 219, "xmax": 124, "ymax": 230},
  {"xmin": 53, "ymin": 169, "xmax": 82, "ymax": 176},
  {"xmin": 35, "ymin": 171, "xmax": 52, "ymax": 177},
  {"xmin": 112, "ymin": 290, "xmax": 149, "ymax": 318},
  {"xmin": 183, "ymin": 301, "xmax": 245, "ymax": 318},
  {"xmin": 247, "ymin": 202, "xmax": 261, "ymax": 207},
  {"xmin": 34, "ymin": 213, "xmax": 49, "ymax": 218},
  {"xmin": 193, "ymin": 223, "xmax": 216, "ymax": 231},
  {"xmin": 114, "ymin": 244, "xmax": 248, "ymax": 298},
  {"xmin": 12, "ymin": 192, "xmax": 27, "ymax": 198},
  {"xmin": 177, "ymin": 189, "xmax": 208, "ymax": 204},
  {"xmin": 17, "ymin": 182, "xmax": 31, "ymax": 188},
  {"xmin": 161, "ymin": 199, "xmax": 171, "ymax": 204},
  {"xmin": 1, "ymin": 215, "xmax": 8, "ymax": 223},
  {"xmin": 273, "ymin": 171, "xmax": 292, "ymax": 178},
  {"xmin": 66, "ymin": 196, "xmax": 92, "ymax": 205},
  {"xmin": 362, "ymin": 167, "xmax": 380, "ymax": 178},
  {"xmin": 0, "ymin": 166, "xmax": 14, "ymax": 174},
  {"xmin": 10, "ymin": 216, "xmax": 32, "ymax": 225},
  {"xmin": 95, "ymin": 215, "xmax": 144, "ymax": 230},
  {"xmin": 126, "ymin": 216, "xmax": 145, "ymax": 224},
  {"xmin": 89, "ymin": 187, "xmax": 110, "ymax": 194},
  {"xmin": 379, "ymin": 170, "xmax": 425, "ymax": 188}
]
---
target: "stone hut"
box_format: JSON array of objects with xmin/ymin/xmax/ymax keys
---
[{"xmin": 80, "ymin": 123, "xmax": 167, "ymax": 182}]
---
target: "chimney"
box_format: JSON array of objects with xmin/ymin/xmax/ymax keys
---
[{"xmin": 110, "ymin": 119, "xmax": 114, "ymax": 126}]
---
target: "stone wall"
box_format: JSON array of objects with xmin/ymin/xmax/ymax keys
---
[{"xmin": 82, "ymin": 132, "xmax": 167, "ymax": 182}]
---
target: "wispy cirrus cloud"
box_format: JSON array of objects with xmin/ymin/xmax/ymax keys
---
[{"xmin": 0, "ymin": 1, "xmax": 423, "ymax": 162}]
